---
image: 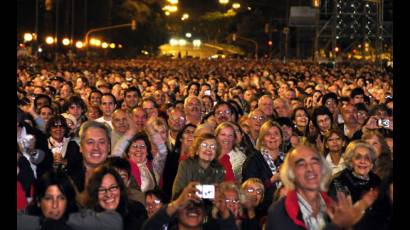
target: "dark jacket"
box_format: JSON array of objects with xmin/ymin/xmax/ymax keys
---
[
  {"xmin": 328, "ymin": 168, "xmax": 390, "ymax": 230},
  {"xmin": 141, "ymin": 205, "xmax": 238, "ymax": 230},
  {"xmin": 266, "ymin": 190, "xmax": 340, "ymax": 230},
  {"xmin": 328, "ymin": 168, "xmax": 381, "ymax": 203},
  {"xmin": 64, "ymin": 140, "xmax": 83, "ymax": 174},
  {"xmin": 242, "ymin": 151, "xmax": 283, "ymax": 216},
  {"xmin": 239, "ymin": 133, "xmax": 258, "ymax": 157},
  {"xmin": 24, "ymin": 124, "xmax": 54, "ymax": 178},
  {"xmin": 67, "ymin": 163, "xmax": 86, "ymax": 193},
  {"xmin": 18, "ymin": 156, "xmax": 35, "ymax": 198},
  {"xmin": 337, "ymin": 123, "xmax": 363, "ymax": 142},
  {"xmin": 161, "ymin": 148, "xmax": 181, "ymax": 202},
  {"xmin": 172, "ymin": 157, "xmax": 225, "ymax": 200},
  {"xmin": 124, "ymin": 200, "xmax": 148, "ymax": 230}
]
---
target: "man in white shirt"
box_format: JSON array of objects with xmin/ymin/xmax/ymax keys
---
[{"xmin": 95, "ymin": 93, "xmax": 117, "ymax": 129}]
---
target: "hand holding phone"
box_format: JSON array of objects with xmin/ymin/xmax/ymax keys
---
[{"xmin": 378, "ymin": 119, "xmax": 390, "ymax": 128}]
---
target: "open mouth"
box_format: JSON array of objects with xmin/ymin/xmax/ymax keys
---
[{"xmin": 90, "ymin": 152, "xmax": 102, "ymax": 158}]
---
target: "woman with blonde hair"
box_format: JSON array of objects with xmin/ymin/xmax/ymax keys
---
[
  {"xmin": 242, "ymin": 120, "xmax": 285, "ymax": 216},
  {"xmin": 215, "ymin": 122, "xmax": 246, "ymax": 182}
]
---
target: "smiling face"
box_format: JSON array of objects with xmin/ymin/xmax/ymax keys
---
[
  {"xmin": 262, "ymin": 126, "xmax": 282, "ymax": 151},
  {"xmin": 292, "ymin": 147, "xmax": 322, "ymax": 192},
  {"xmin": 294, "ymin": 109, "xmax": 309, "ymax": 128},
  {"xmin": 128, "ymin": 139, "xmax": 148, "ymax": 164},
  {"xmin": 351, "ymin": 147, "xmax": 373, "ymax": 177},
  {"xmin": 50, "ymin": 123, "xmax": 66, "ymax": 141},
  {"xmin": 217, "ymin": 126, "xmax": 235, "ymax": 152},
  {"xmin": 178, "ymin": 202, "xmax": 205, "ymax": 229},
  {"xmin": 80, "ymin": 127, "xmax": 110, "ymax": 168},
  {"xmin": 198, "ymin": 139, "xmax": 217, "ymax": 162},
  {"xmin": 98, "ymin": 174, "xmax": 120, "ymax": 211},
  {"xmin": 39, "ymin": 185, "xmax": 67, "ymax": 220}
]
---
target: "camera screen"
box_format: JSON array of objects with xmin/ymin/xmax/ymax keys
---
[{"xmin": 196, "ymin": 184, "xmax": 215, "ymax": 199}]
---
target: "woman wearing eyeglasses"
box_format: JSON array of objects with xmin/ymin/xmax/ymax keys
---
[
  {"xmin": 18, "ymin": 170, "xmax": 123, "ymax": 230},
  {"xmin": 83, "ymin": 166, "xmax": 147, "ymax": 230},
  {"xmin": 327, "ymin": 140, "xmax": 386, "ymax": 230},
  {"xmin": 172, "ymin": 133, "xmax": 225, "ymax": 200},
  {"xmin": 240, "ymin": 178, "xmax": 265, "ymax": 229},
  {"xmin": 125, "ymin": 132, "xmax": 164, "ymax": 193},
  {"xmin": 45, "ymin": 115, "xmax": 83, "ymax": 172}
]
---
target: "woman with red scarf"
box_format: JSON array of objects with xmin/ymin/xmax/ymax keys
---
[
  {"xmin": 215, "ymin": 122, "xmax": 246, "ymax": 182},
  {"xmin": 125, "ymin": 132, "xmax": 167, "ymax": 192}
]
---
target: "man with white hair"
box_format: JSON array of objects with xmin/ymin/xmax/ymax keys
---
[{"xmin": 267, "ymin": 144, "xmax": 378, "ymax": 230}]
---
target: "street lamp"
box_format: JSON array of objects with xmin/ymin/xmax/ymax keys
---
[
  {"xmin": 232, "ymin": 3, "xmax": 240, "ymax": 9},
  {"xmin": 62, "ymin": 38, "xmax": 70, "ymax": 46},
  {"xmin": 181, "ymin": 13, "xmax": 189, "ymax": 21},
  {"xmin": 75, "ymin": 41, "xmax": 84, "ymax": 48},
  {"xmin": 23, "ymin": 33, "xmax": 33, "ymax": 42},
  {"xmin": 219, "ymin": 0, "xmax": 229, "ymax": 5},
  {"xmin": 168, "ymin": 0, "xmax": 178, "ymax": 4},
  {"xmin": 193, "ymin": 39, "xmax": 201, "ymax": 47},
  {"xmin": 170, "ymin": 38, "xmax": 179, "ymax": 46},
  {"xmin": 94, "ymin": 39, "xmax": 102, "ymax": 47},
  {"xmin": 109, "ymin": 43, "xmax": 116, "ymax": 49},
  {"xmin": 45, "ymin": 36, "xmax": 55, "ymax": 45},
  {"xmin": 101, "ymin": 42, "xmax": 108, "ymax": 49},
  {"xmin": 178, "ymin": 39, "xmax": 187, "ymax": 46},
  {"xmin": 186, "ymin": 33, "xmax": 192, "ymax": 38}
]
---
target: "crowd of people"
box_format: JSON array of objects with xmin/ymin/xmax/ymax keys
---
[{"xmin": 17, "ymin": 56, "xmax": 393, "ymax": 230}]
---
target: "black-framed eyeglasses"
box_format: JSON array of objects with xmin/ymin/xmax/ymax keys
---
[{"xmin": 98, "ymin": 185, "xmax": 119, "ymax": 195}]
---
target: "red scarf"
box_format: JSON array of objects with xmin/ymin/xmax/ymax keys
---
[
  {"xmin": 179, "ymin": 152, "xmax": 190, "ymax": 162},
  {"xmin": 284, "ymin": 190, "xmax": 333, "ymax": 229},
  {"xmin": 129, "ymin": 160, "xmax": 153, "ymax": 188},
  {"xmin": 219, "ymin": 154, "xmax": 235, "ymax": 182},
  {"xmin": 17, "ymin": 181, "xmax": 28, "ymax": 211}
]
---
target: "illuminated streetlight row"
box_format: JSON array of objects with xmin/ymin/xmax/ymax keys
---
[
  {"xmin": 22, "ymin": 33, "xmax": 123, "ymax": 50},
  {"xmin": 169, "ymin": 38, "xmax": 202, "ymax": 47}
]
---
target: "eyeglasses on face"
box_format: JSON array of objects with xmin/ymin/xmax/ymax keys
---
[
  {"xmin": 216, "ymin": 110, "xmax": 232, "ymax": 116},
  {"xmin": 98, "ymin": 185, "xmax": 119, "ymax": 195},
  {"xmin": 246, "ymin": 187, "xmax": 263, "ymax": 194},
  {"xmin": 200, "ymin": 143, "xmax": 217, "ymax": 151},
  {"xmin": 146, "ymin": 199, "xmax": 162, "ymax": 209},
  {"xmin": 131, "ymin": 143, "xmax": 146, "ymax": 149},
  {"xmin": 225, "ymin": 199, "xmax": 240, "ymax": 204},
  {"xmin": 250, "ymin": 115, "xmax": 266, "ymax": 122}
]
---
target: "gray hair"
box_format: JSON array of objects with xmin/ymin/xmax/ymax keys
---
[
  {"xmin": 280, "ymin": 144, "xmax": 332, "ymax": 191},
  {"xmin": 343, "ymin": 140, "xmax": 377, "ymax": 169},
  {"xmin": 79, "ymin": 121, "xmax": 112, "ymax": 147}
]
